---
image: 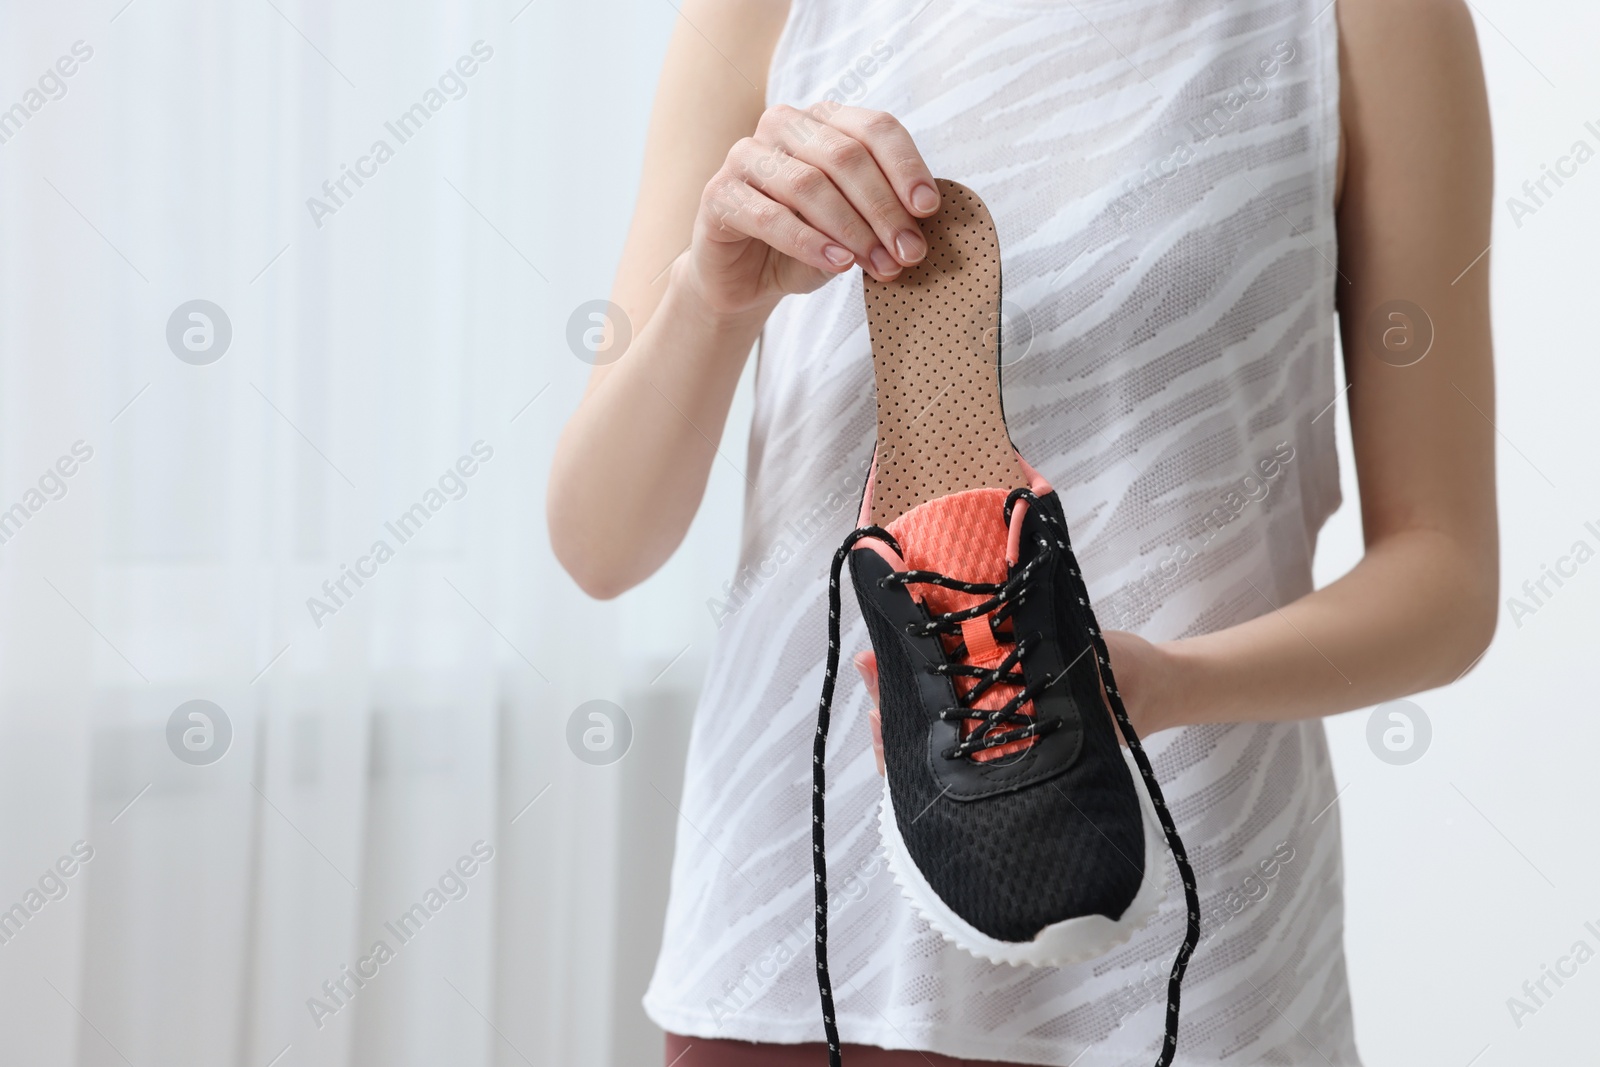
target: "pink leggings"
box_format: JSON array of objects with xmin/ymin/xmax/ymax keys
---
[{"xmin": 664, "ymin": 1033, "xmax": 1033, "ymax": 1066}]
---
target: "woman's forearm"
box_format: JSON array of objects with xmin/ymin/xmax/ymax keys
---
[
  {"xmin": 1141, "ymin": 527, "xmax": 1498, "ymax": 732},
  {"xmin": 550, "ymin": 22, "xmax": 942, "ymax": 600},
  {"xmin": 548, "ymin": 263, "xmax": 773, "ymax": 598}
]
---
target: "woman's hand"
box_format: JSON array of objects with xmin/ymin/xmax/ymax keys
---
[
  {"xmin": 1099, "ymin": 629, "xmax": 1175, "ymax": 741},
  {"xmin": 853, "ymin": 632, "xmax": 1177, "ymax": 777},
  {"xmin": 681, "ymin": 104, "xmax": 942, "ymax": 319}
]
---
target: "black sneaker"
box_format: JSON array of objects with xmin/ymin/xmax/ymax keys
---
[{"xmin": 809, "ymin": 180, "xmax": 1199, "ymax": 1067}]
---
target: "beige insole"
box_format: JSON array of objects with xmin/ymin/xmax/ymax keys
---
[{"xmin": 865, "ymin": 179, "xmax": 1027, "ymax": 526}]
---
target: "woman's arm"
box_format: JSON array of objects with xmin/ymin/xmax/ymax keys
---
[
  {"xmin": 548, "ymin": 0, "xmax": 939, "ymax": 598},
  {"xmin": 1113, "ymin": 0, "xmax": 1499, "ymax": 734}
]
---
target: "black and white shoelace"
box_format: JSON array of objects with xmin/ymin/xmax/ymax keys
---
[
  {"xmin": 879, "ymin": 528, "xmax": 1064, "ymax": 761},
  {"xmin": 810, "ymin": 491, "xmax": 1201, "ymax": 1067}
]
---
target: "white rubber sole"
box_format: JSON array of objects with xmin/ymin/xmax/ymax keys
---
[{"xmin": 877, "ymin": 747, "xmax": 1167, "ymax": 967}]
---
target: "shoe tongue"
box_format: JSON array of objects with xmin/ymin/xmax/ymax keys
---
[
  {"xmin": 883, "ymin": 487, "xmax": 1015, "ymax": 619},
  {"xmin": 883, "ymin": 486, "xmax": 1037, "ymax": 763}
]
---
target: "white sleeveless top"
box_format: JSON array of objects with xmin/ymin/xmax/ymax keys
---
[{"xmin": 644, "ymin": 1, "xmax": 1359, "ymax": 1063}]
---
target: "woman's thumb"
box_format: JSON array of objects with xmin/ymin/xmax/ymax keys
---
[
  {"xmin": 853, "ymin": 650, "xmax": 879, "ymax": 703},
  {"xmin": 853, "ymin": 651, "xmax": 884, "ymax": 777}
]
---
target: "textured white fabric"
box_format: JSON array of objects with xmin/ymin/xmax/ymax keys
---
[{"xmin": 644, "ymin": 1, "xmax": 1358, "ymax": 1062}]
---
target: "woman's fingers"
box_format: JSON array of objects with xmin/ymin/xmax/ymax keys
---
[
  {"xmin": 868, "ymin": 706, "xmax": 884, "ymax": 777},
  {"xmin": 853, "ymin": 650, "xmax": 884, "ymax": 777},
  {"xmin": 700, "ymin": 169, "xmax": 855, "ymax": 275},
  {"xmin": 729, "ymin": 139, "xmax": 896, "ymax": 280},
  {"xmin": 756, "ymin": 105, "xmax": 930, "ymax": 270},
  {"xmin": 824, "ymin": 106, "xmax": 941, "ymax": 218},
  {"xmin": 695, "ymin": 105, "xmax": 935, "ymax": 295}
]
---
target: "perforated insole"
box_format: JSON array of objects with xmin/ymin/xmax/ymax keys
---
[{"xmin": 864, "ymin": 179, "xmax": 1027, "ymax": 526}]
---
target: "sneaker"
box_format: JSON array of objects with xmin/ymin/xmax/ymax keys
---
[{"xmin": 810, "ymin": 180, "xmax": 1199, "ymax": 1067}]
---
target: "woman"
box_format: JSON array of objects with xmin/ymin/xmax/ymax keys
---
[{"xmin": 549, "ymin": 0, "xmax": 1496, "ymax": 1062}]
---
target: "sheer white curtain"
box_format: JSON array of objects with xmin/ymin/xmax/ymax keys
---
[{"xmin": 0, "ymin": 3, "xmax": 727, "ymax": 1065}]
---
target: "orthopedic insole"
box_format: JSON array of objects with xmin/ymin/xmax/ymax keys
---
[{"xmin": 864, "ymin": 179, "xmax": 1027, "ymax": 526}]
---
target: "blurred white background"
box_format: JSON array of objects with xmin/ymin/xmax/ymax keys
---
[{"xmin": 0, "ymin": 2, "xmax": 1594, "ymax": 1066}]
